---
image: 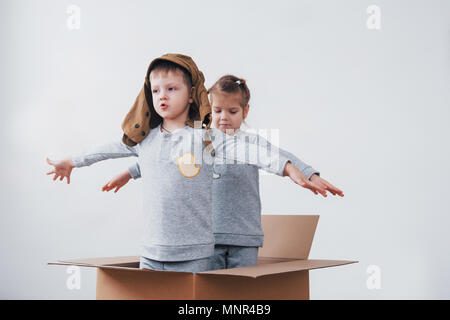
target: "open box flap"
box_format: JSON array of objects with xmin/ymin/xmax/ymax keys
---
[
  {"xmin": 198, "ymin": 259, "xmax": 358, "ymax": 278},
  {"xmin": 259, "ymin": 215, "xmax": 319, "ymax": 259},
  {"xmin": 47, "ymin": 256, "xmax": 196, "ymax": 275},
  {"xmin": 47, "ymin": 256, "xmax": 140, "ymax": 268}
]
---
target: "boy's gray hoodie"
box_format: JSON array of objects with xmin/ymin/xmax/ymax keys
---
[{"xmin": 72, "ymin": 126, "xmax": 292, "ymax": 261}]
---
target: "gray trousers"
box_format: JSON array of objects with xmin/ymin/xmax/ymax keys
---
[
  {"xmin": 208, "ymin": 245, "xmax": 259, "ymax": 270},
  {"xmin": 139, "ymin": 256, "xmax": 211, "ymax": 273}
]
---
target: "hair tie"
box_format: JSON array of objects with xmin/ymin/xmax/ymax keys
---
[{"xmin": 236, "ymin": 78, "xmax": 246, "ymax": 85}]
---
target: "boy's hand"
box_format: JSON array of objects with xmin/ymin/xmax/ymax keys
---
[
  {"xmin": 310, "ymin": 174, "xmax": 344, "ymax": 197},
  {"xmin": 283, "ymin": 162, "xmax": 328, "ymax": 197},
  {"xmin": 102, "ymin": 171, "xmax": 132, "ymax": 193},
  {"xmin": 46, "ymin": 157, "xmax": 75, "ymax": 184}
]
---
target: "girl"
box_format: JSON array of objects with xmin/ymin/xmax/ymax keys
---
[
  {"xmin": 101, "ymin": 74, "xmax": 343, "ymax": 270},
  {"xmin": 206, "ymin": 75, "xmax": 342, "ymax": 270}
]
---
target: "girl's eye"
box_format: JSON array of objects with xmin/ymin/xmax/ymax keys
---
[
  {"xmin": 168, "ymin": 87, "xmax": 175, "ymax": 91},
  {"xmin": 152, "ymin": 89, "xmax": 158, "ymax": 93},
  {"xmin": 230, "ymin": 111, "xmax": 237, "ymax": 114}
]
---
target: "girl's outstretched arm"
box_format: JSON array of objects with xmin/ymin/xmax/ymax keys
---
[
  {"xmin": 102, "ymin": 162, "xmax": 141, "ymax": 193},
  {"xmin": 128, "ymin": 162, "xmax": 141, "ymax": 180},
  {"xmin": 102, "ymin": 170, "xmax": 132, "ymax": 193}
]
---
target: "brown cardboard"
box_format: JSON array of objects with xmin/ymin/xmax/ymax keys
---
[
  {"xmin": 48, "ymin": 215, "xmax": 358, "ymax": 299},
  {"xmin": 96, "ymin": 268, "xmax": 195, "ymax": 300},
  {"xmin": 195, "ymin": 271, "xmax": 310, "ymax": 300},
  {"xmin": 258, "ymin": 215, "xmax": 318, "ymax": 259}
]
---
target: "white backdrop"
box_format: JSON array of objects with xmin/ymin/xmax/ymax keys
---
[{"xmin": 1, "ymin": 0, "xmax": 449, "ymax": 299}]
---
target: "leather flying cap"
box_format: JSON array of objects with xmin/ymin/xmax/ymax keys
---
[{"xmin": 121, "ymin": 53, "xmax": 211, "ymax": 146}]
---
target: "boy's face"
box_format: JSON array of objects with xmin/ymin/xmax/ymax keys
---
[
  {"xmin": 150, "ymin": 69, "xmax": 193, "ymax": 123},
  {"xmin": 211, "ymin": 91, "xmax": 249, "ymax": 134}
]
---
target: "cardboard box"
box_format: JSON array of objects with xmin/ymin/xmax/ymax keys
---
[{"xmin": 49, "ymin": 215, "xmax": 357, "ymax": 299}]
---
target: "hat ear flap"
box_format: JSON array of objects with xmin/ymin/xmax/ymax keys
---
[
  {"xmin": 202, "ymin": 113, "xmax": 211, "ymax": 128},
  {"xmin": 122, "ymin": 133, "xmax": 137, "ymax": 147},
  {"xmin": 144, "ymin": 80, "xmax": 163, "ymax": 129},
  {"xmin": 121, "ymin": 86, "xmax": 151, "ymax": 146},
  {"xmin": 196, "ymin": 81, "xmax": 211, "ymax": 129}
]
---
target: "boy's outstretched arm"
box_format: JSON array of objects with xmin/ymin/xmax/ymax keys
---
[
  {"xmin": 46, "ymin": 140, "xmax": 139, "ymax": 184},
  {"xmin": 46, "ymin": 157, "xmax": 75, "ymax": 184},
  {"xmin": 210, "ymin": 129, "xmax": 328, "ymax": 196},
  {"xmin": 282, "ymin": 162, "xmax": 343, "ymax": 197},
  {"xmin": 280, "ymin": 149, "xmax": 344, "ymax": 197},
  {"xmin": 210, "ymin": 129, "xmax": 344, "ymax": 197},
  {"xmin": 309, "ymin": 174, "xmax": 343, "ymax": 196},
  {"xmin": 282, "ymin": 162, "xmax": 324, "ymax": 196},
  {"xmin": 250, "ymin": 133, "xmax": 343, "ymax": 197},
  {"xmin": 102, "ymin": 162, "xmax": 141, "ymax": 193}
]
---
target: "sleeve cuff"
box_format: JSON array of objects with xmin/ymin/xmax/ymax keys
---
[
  {"xmin": 128, "ymin": 165, "xmax": 141, "ymax": 180},
  {"xmin": 305, "ymin": 169, "xmax": 320, "ymax": 180},
  {"xmin": 275, "ymin": 153, "xmax": 292, "ymax": 176},
  {"xmin": 71, "ymin": 156, "xmax": 85, "ymax": 168}
]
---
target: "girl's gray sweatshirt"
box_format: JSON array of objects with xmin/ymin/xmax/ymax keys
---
[{"xmin": 127, "ymin": 129, "xmax": 319, "ymax": 249}]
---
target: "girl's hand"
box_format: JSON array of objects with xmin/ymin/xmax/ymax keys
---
[
  {"xmin": 46, "ymin": 157, "xmax": 75, "ymax": 184},
  {"xmin": 102, "ymin": 171, "xmax": 132, "ymax": 193},
  {"xmin": 310, "ymin": 174, "xmax": 344, "ymax": 197},
  {"xmin": 284, "ymin": 162, "xmax": 327, "ymax": 197}
]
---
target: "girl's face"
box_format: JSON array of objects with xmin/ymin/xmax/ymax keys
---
[
  {"xmin": 150, "ymin": 69, "xmax": 193, "ymax": 122},
  {"xmin": 211, "ymin": 91, "xmax": 249, "ymax": 134}
]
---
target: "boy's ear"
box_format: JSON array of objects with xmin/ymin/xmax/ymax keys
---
[
  {"xmin": 189, "ymin": 86, "xmax": 195, "ymax": 104},
  {"xmin": 243, "ymin": 104, "xmax": 250, "ymax": 119}
]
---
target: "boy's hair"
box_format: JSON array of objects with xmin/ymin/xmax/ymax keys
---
[
  {"xmin": 150, "ymin": 60, "xmax": 193, "ymax": 88},
  {"xmin": 208, "ymin": 75, "xmax": 251, "ymax": 108},
  {"xmin": 148, "ymin": 60, "xmax": 200, "ymax": 127}
]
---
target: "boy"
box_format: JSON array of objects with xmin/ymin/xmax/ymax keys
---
[{"xmin": 46, "ymin": 54, "xmax": 325, "ymax": 273}]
